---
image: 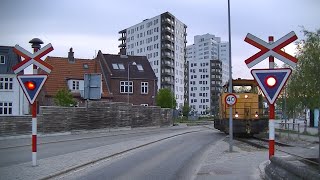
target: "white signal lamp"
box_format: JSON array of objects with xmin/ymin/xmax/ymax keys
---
[
  {"xmin": 235, "ymin": 112, "xmax": 239, "ymax": 118},
  {"xmin": 255, "ymin": 111, "xmax": 259, "ymax": 118},
  {"xmin": 265, "ymin": 76, "xmax": 277, "ymax": 88}
]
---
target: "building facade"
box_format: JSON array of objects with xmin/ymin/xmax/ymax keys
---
[
  {"xmin": 186, "ymin": 34, "xmax": 227, "ymax": 115},
  {"xmin": 118, "ymin": 12, "xmax": 187, "ymax": 109},
  {"xmin": 0, "ymin": 46, "xmax": 28, "ymax": 116}
]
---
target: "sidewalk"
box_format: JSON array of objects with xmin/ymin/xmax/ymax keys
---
[{"xmin": 195, "ymin": 136, "xmax": 270, "ymax": 180}]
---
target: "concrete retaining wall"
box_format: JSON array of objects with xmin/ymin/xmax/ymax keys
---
[
  {"xmin": 265, "ymin": 156, "xmax": 320, "ymax": 180},
  {"xmin": 0, "ymin": 102, "xmax": 173, "ymax": 136}
]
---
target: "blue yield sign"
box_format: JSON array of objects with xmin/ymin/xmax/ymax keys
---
[
  {"xmin": 17, "ymin": 75, "xmax": 48, "ymax": 104},
  {"xmin": 251, "ymin": 68, "xmax": 291, "ymax": 104}
]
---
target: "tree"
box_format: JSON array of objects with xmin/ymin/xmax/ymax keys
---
[
  {"xmin": 156, "ymin": 88, "xmax": 177, "ymax": 109},
  {"xmin": 54, "ymin": 88, "xmax": 77, "ymax": 107},
  {"xmin": 182, "ymin": 103, "xmax": 191, "ymax": 116},
  {"xmin": 286, "ymin": 28, "xmax": 320, "ymax": 116}
]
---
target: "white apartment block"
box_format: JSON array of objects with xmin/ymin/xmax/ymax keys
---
[
  {"xmin": 186, "ymin": 34, "xmax": 228, "ymax": 115},
  {"xmin": 118, "ymin": 12, "xmax": 187, "ymax": 109}
]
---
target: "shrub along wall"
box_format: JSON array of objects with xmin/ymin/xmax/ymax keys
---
[{"xmin": 0, "ymin": 102, "xmax": 173, "ymax": 136}]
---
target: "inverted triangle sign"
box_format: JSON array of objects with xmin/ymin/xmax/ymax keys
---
[
  {"xmin": 17, "ymin": 75, "xmax": 48, "ymax": 104},
  {"xmin": 251, "ymin": 68, "xmax": 291, "ymax": 104}
]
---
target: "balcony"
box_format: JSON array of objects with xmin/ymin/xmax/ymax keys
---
[
  {"xmin": 161, "ymin": 44, "xmax": 174, "ymax": 51},
  {"xmin": 118, "ymin": 43, "xmax": 126, "ymax": 48},
  {"xmin": 162, "ymin": 52, "xmax": 174, "ymax": 59},
  {"xmin": 161, "ymin": 79, "xmax": 175, "ymax": 85},
  {"xmin": 162, "ymin": 18, "xmax": 174, "ymax": 25},
  {"xmin": 118, "ymin": 36, "xmax": 126, "ymax": 41},
  {"xmin": 162, "ymin": 26, "xmax": 174, "ymax": 34},
  {"xmin": 162, "ymin": 60, "xmax": 174, "ymax": 68},
  {"xmin": 162, "ymin": 71, "xmax": 174, "ymax": 77},
  {"xmin": 161, "ymin": 35, "xmax": 174, "ymax": 42}
]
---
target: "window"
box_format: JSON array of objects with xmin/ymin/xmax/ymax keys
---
[
  {"xmin": 141, "ymin": 104, "xmax": 148, "ymax": 106},
  {"xmin": 72, "ymin": 80, "xmax": 80, "ymax": 90},
  {"xmin": 137, "ymin": 64, "xmax": 144, "ymax": 71},
  {"xmin": 0, "ymin": 77, "xmax": 13, "ymax": 90},
  {"xmin": 141, "ymin": 82, "xmax": 148, "ymax": 94},
  {"xmin": 112, "ymin": 63, "xmax": 125, "ymax": 70},
  {"xmin": 0, "ymin": 55, "xmax": 5, "ymax": 64},
  {"xmin": 0, "ymin": 102, "xmax": 12, "ymax": 115},
  {"xmin": 120, "ymin": 81, "xmax": 133, "ymax": 93}
]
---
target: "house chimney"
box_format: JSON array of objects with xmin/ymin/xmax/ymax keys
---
[{"xmin": 68, "ymin": 48, "xmax": 75, "ymax": 63}]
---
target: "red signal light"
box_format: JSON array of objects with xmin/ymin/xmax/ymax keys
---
[
  {"xmin": 265, "ymin": 76, "xmax": 277, "ymax": 88},
  {"xmin": 25, "ymin": 81, "xmax": 36, "ymax": 90}
]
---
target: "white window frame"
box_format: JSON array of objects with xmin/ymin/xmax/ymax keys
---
[
  {"xmin": 0, "ymin": 77, "xmax": 13, "ymax": 90},
  {"xmin": 0, "ymin": 55, "xmax": 5, "ymax": 64},
  {"xmin": 141, "ymin": 82, "xmax": 148, "ymax": 94},
  {"xmin": 120, "ymin": 81, "xmax": 133, "ymax": 93},
  {"xmin": 141, "ymin": 104, "xmax": 148, "ymax": 106},
  {"xmin": 0, "ymin": 102, "xmax": 12, "ymax": 115}
]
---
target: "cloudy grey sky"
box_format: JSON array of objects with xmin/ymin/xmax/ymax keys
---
[{"xmin": 1, "ymin": 0, "xmax": 319, "ymax": 78}]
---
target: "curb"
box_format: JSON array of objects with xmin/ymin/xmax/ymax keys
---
[{"xmin": 258, "ymin": 160, "xmax": 270, "ymax": 179}]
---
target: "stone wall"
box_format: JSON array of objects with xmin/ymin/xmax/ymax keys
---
[{"xmin": 0, "ymin": 102, "xmax": 173, "ymax": 136}]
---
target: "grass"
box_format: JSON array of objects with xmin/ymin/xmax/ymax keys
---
[{"xmin": 173, "ymin": 117, "xmax": 214, "ymax": 126}]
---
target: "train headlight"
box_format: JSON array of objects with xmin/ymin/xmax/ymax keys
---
[
  {"xmin": 255, "ymin": 111, "xmax": 259, "ymax": 118},
  {"xmin": 245, "ymin": 95, "xmax": 248, "ymax": 98},
  {"xmin": 235, "ymin": 112, "xmax": 239, "ymax": 118}
]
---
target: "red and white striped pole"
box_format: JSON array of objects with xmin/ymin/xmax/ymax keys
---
[
  {"xmin": 29, "ymin": 38, "xmax": 43, "ymax": 166},
  {"xmin": 268, "ymin": 36, "xmax": 275, "ymax": 159}
]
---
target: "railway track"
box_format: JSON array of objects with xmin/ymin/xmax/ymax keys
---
[{"xmin": 236, "ymin": 136, "xmax": 319, "ymax": 167}]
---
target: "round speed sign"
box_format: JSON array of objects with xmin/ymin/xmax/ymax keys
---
[{"xmin": 225, "ymin": 93, "xmax": 237, "ymax": 106}]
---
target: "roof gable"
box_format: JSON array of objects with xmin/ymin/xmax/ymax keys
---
[{"xmin": 0, "ymin": 46, "xmax": 22, "ymax": 74}]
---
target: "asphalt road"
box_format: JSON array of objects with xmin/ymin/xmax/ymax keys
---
[
  {"xmin": 0, "ymin": 127, "xmax": 195, "ymax": 167},
  {"xmin": 57, "ymin": 129, "xmax": 224, "ymax": 180}
]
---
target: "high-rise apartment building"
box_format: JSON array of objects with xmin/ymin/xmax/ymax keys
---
[
  {"xmin": 118, "ymin": 12, "xmax": 187, "ymax": 108},
  {"xmin": 186, "ymin": 34, "xmax": 229, "ymax": 115}
]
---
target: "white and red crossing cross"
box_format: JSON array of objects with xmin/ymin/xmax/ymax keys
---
[
  {"xmin": 12, "ymin": 43, "xmax": 54, "ymax": 74},
  {"xmin": 244, "ymin": 31, "xmax": 298, "ymax": 68}
]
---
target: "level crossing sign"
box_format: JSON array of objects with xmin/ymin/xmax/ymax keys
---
[
  {"xmin": 244, "ymin": 31, "xmax": 298, "ymax": 68},
  {"xmin": 12, "ymin": 44, "xmax": 53, "ymax": 74},
  {"xmin": 251, "ymin": 68, "xmax": 292, "ymax": 106},
  {"xmin": 17, "ymin": 75, "xmax": 48, "ymax": 104}
]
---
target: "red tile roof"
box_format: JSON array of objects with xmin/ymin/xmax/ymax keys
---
[{"xmin": 38, "ymin": 56, "xmax": 110, "ymax": 98}]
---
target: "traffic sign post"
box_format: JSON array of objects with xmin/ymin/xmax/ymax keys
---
[
  {"xmin": 12, "ymin": 38, "xmax": 53, "ymax": 166},
  {"xmin": 244, "ymin": 32, "xmax": 297, "ymax": 159}
]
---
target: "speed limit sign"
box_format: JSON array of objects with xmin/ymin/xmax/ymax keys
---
[{"xmin": 225, "ymin": 93, "xmax": 237, "ymax": 106}]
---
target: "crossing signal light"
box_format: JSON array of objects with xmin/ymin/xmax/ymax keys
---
[
  {"xmin": 265, "ymin": 76, "xmax": 277, "ymax": 88},
  {"xmin": 25, "ymin": 81, "xmax": 36, "ymax": 90}
]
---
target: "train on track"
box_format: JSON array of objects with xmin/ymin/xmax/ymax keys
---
[{"xmin": 214, "ymin": 79, "xmax": 268, "ymax": 135}]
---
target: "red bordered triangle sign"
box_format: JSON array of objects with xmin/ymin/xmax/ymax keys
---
[{"xmin": 251, "ymin": 68, "xmax": 291, "ymax": 104}]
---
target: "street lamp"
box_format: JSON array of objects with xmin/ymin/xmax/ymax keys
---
[{"xmin": 127, "ymin": 61, "xmax": 136, "ymax": 104}]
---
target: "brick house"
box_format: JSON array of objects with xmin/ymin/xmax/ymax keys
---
[
  {"xmin": 38, "ymin": 48, "xmax": 112, "ymax": 106},
  {"xmin": 0, "ymin": 46, "xmax": 29, "ymax": 115},
  {"xmin": 39, "ymin": 49, "xmax": 157, "ymax": 106},
  {"xmin": 96, "ymin": 51, "xmax": 157, "ymax": 106}
]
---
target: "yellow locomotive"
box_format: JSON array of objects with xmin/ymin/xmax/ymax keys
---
[{"xmin": 214, "ymin": 79, "xmax": 268, "ymax": 135}]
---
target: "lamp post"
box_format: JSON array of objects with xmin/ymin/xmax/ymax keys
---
[{"xmin": 127, "ymin": 61, "xmax": 136, "ymax": 104}]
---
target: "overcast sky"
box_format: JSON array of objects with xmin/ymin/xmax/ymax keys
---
[{"xmin": 1, "ymin": 0, "xmax": 319, "ymax": 78}]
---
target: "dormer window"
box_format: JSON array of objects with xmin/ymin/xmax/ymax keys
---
[
  {"xmin": 0, "ymin": 55, "xmax": 5, "ymax": 64},
  {"xmin": 136, "ymin": 64, "xmax": 144, "ymax": 71},
  {"xmin": 112, "ymin": 63, "xmax": 125, "ymax": 70}
]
